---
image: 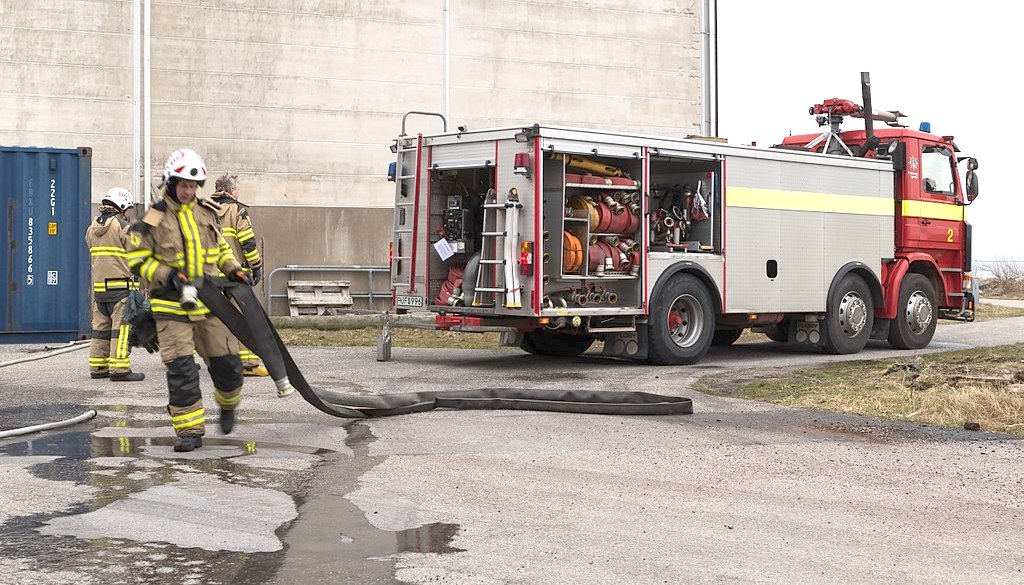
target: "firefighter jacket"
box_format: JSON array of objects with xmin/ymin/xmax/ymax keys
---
[
  {"xmin": 126, "ymin": 195, "xmax": 242, "ymax": 322},
  {"xmin": 85, "ymin": 205, "xmax": 138, "ymax": 303},
  {"xmin": 211, "ymin": 190, "xmax": 262, "ymax": 274}
]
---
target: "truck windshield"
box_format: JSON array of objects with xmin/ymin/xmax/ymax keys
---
[{"xmin": 922, "ymin": 145, "xmax": 955, "ymax": 196}]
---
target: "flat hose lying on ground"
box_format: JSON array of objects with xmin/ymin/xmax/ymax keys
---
[
  {"xmin": 0, "ymin": 342, "xmax": 87, "ymax": 369},
  {"xmin": 198, "ymin": 281, "xmax": 693, "ymax": 418},
  {"xmin": 0, "ymin": 410, "xmax": 97, "ymax": 440}
]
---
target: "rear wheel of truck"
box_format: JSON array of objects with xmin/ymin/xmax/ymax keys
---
[
  {"xmin": 887, "ymin": 273, "xmax": 937, "ymax": 350},
  {"xmin": 711, "ymin": 328, "xmax": 743, "ymax": 346},
  {"xmin": 647, "ymin": 274, "xmax": 715, "ymax": 365},
  {"xmin": 763, "ymin": 321, "xmax": 789, "ymax": 342},
  {"xmin": 822, "ymin": 273, "xmax": 873, "ymax": 354},
  {"xmin": 520, "ymin": 331, "xmax": 595, "ymax": 357}
]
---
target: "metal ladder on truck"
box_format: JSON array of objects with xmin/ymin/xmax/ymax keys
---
[
  {"xmin": 389, "ymin": 137, "xmax": 419, "ymax": 292},
  {"xmin": 390, "ymin": 112, "xmax": 448, "ymax": 295},
  {"xmin": 472, "ymin": 188, "xmax": 522, "ymax": 308}
]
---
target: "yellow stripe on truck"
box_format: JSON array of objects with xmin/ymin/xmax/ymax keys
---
[
  {"xmin": 727, "ymin": 187, "xmax": 894, "ymax": 216},
  {"xmin": 901, "ymin": 200, "xmax": 965, "ymax": 221}
]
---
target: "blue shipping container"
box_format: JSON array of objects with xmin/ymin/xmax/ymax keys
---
[{"xmin": 1, "ymin": 146, "xmax": 92, "ymax": 343}]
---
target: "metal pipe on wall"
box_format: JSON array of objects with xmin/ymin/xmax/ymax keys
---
[
  {"xmin": 133, "ymin": 0, "xmax": 141, "ymax": 206},
  {"xmin": 700, "ymin": 0, "xmax": 719, "ymax": 137},
  {"xmin": 143, "ymin": 0, "xmax": 152, "ymax": 207},
  {"xmin": 443, "ymin": 0, "xmax": 450, "ymax": 123}
]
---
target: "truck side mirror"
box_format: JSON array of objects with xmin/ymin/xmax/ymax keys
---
[
  {"xmin": 966, "ymin": 169, "xmax": 979, "ymax": 201},
  {"xmin": 887, "ymin": 140, "xmax": 906, "ymax": 171}
]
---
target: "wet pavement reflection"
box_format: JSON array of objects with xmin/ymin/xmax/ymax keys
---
[{"xmin": 0, "ymin": 404, "xmax": 464, "ymax": 584}]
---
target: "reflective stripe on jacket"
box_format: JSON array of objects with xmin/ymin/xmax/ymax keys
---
[
  {"xmin": 126, "ymin": 194, "xmax": 241, "ymax": 321},
  {"xmin": 212, "ymin": 192, "xmax": 262, "ymax": 274},
  {"xmin": 85, "ymin": 207, "xmax": 135, "ymax": 303}
]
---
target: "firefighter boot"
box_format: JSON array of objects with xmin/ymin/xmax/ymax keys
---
[
  {"xmin": 243, "ymin": 364, "xmax": 269, "ymax": 377},
  {"xmin": 219, "ymin": 409, "xmax": 236, "ymax": 434},
  {"xmin": 173, "ymin": 436, "xmax": 203, "ymax": 452},
  {"xmin": 111, "ymin": 371, "xmax": 146, "ymax": 382},
  {"xmin": 90, "ymin": 372, "xmax": 110, "ymax": 379}
]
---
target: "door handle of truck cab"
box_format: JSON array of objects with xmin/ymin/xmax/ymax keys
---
[{"xmin": 921, "ymin": 219, "xmax": 932, "ymax": 225}]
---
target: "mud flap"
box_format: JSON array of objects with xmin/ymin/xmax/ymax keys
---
[{"xmin": 197, "ymin": 281, "xmax": 693, "ymax": 418}]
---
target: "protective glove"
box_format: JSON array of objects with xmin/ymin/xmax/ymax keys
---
[
  {"xmin": 170, "ymin": 271, "xmax": 190, "ymax": 293},
  {"xmin": 228, "ymin": 269, "xmax": 250, "ymax": 285},
  {"xmin": 250, "ymin": 266, "xmax": 262, "ymax": 286}
]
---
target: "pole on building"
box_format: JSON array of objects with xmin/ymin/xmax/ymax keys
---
[
  {"xmin": 700, "ymin": 0, "xmax": 719, "ymax": 137},
  {"xmin": 443, "ymin": 0, "xmax": 450, "ymax": 124},
  {"xmin": 133, "ymin": 0, "xmax": 141, "ymax": 208},
  {"xmin": 143, "ymin": 0, "xmax": 152, "ymax": 207}
]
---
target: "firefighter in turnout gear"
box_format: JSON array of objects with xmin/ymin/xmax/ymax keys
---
[
  {"xmin": 85, "ymin": 187, "xmax": 146, "ymax": 382},
  {"xmin": 210, "ymin": 174, "xmax": 277, "ymax": 381},
  {"xmin": 126, "ymin": 148, "xmax": 250, "ymax": 452}
]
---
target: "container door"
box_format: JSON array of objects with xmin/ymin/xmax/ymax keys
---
[{"xmin": 0, "ymin": 146, "xmax": 91, "ymax": 342}]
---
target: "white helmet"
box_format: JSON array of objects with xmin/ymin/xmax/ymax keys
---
[
  {"xmin": 163, "ymin": 148, "xmax": 207, "ymax": 186},
  {"xmin": 102, "ymin": 187, "xmax": 134, "ymax": 211}
]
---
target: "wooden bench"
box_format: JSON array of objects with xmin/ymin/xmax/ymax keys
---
[{"xmin": 286, "ymin": 280, "xmax": 354, "ymax": 316}]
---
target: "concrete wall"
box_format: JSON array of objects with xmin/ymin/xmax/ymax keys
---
[{"xmin": 4, "ymin": 0, "xmax": 703, "ymax": 282}]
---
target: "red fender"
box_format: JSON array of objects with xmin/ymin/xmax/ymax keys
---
[{"xmin": 882, "ymin": 254, "xmax": 943, "ymax": 319}]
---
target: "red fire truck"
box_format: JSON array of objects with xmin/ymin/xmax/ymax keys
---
[{"xmin": 388, "ymin": 74, "xmax": 980, "ymax": 365}]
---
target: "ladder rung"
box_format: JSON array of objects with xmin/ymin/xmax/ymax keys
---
[
  {"xmin": 475, "ymin": 287, "xmax": 505, "ymax": 292},
  {"xmin": 478, "ymin": 259, "xmax": 505, "ymax": 265},
  {"xmin": 394, "ymin": 229, "xmax": 413, "ymax": 233},
  {"xmin": 397, "ymin": 175, "xmax": 416, "ymax": 180},
  {"xmin": 393, "ymin": 255, "xmax": 412, "ymax": 260},
  {"xmin": 481, "ymin": 231, "xmax": 505, "ymax": 236},
  {"xmin": 483, "ymin": 203, "xmax": 506, "ymax": 209},
  {"xmin": 396, "ymin": 202, "xmax": 415, "ymax": 207}
]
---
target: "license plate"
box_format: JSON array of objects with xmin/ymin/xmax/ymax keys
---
[{"xmin": 396, "ymin": 295, "xmax": 424, "ymax": 308}]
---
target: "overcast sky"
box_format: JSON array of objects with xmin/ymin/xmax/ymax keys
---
[{"xmin": 716, "ymin": 1, "xmax": 1012, "ymax": 263}]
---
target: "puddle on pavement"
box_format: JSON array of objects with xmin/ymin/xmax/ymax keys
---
[
  {"xmin": 0, "ymin": 409, "xmax": 464, "ymax": 583},
  {"xmin": 396, "ymin": 522, "xmax": 465, "ymax": 554}
]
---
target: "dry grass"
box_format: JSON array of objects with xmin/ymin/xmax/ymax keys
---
[
  {"xmin": 953, "ymin": 302, "xmax": 1024, "ymax": 321},
  {"xmin": 697, "ymin": 345, "xmax": 1024, "ymax": 436},
  {"xmin": 977, "ymin": 259, "xmax": 1024, "ymax": 299},
  {"xmin": 277, "ymin": 326, "xmax": 506, "ymax": 350}
]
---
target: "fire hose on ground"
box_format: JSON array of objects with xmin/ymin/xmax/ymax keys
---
[
  {"xmin": 201, "ymin": 281, "xmax": 694, "ymax": 417},
  {"xmin": 1, "ymin": 283, "xmax": 693, "ymax": 440}
]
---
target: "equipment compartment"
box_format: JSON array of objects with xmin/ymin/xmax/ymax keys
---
[
  {"xmin": 649, "ymin": 155, "xmax": 721, "ymax": 253},
  {"xmin": 426, "ymin": 167, "xmax": 491, "ymax": 308},
  {"xmin": 540, "ymin": 152, "xmax": 644, "ymax": 312}
]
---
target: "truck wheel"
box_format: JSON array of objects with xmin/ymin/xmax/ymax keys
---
[
  {"xmin": 647, "ymin": 274, "xmax": 715, "ymax": 365},
  {"xmin": 822, "ymin": 273, "xmax": 873, "ymax": 354},
  {"xmin": 520, "ymin": 331, "xmax": 595, "ymax": 357},
  {"xmin": 712, "ymin": 328, "xmax": 743, "ymax": 346},
  {"xmin": 887, "ymin": 273, "xmax": 936, "ymax": 350},
  {"xmin": 764, "ymin": 322, "xmax": 788, "ymax": 342}
]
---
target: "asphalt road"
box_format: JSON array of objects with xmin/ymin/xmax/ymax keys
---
[{"xmin": 0, "ymin": 314, "xmax": 1021, "ymax": 584}]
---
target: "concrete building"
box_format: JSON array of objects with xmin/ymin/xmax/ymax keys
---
[{"xmin": 2, "ymin": 0, "xmax": 707, "ymax": 311}]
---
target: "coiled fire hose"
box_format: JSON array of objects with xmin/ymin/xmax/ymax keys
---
[{"xmin": 200, "ymin": 281, "xmax": 693, "ymax": 417}]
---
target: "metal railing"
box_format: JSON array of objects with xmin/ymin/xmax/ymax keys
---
[{"xmin": 265, "ymin": 264, "xmax": 390, "ymax": 316}]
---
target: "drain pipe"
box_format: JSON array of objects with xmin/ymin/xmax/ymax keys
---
[{"xmin": 0, "ymin": 410, "xmax": 97, "ymax": 440}]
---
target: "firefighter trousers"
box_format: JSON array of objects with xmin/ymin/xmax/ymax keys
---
[
  {"xmin": 156, "ymin": 316, "xmax": 243, "ymax": 437},
  {"xmin": 89, "ymin": 297, "xmax": 132, "ymax": 375}
]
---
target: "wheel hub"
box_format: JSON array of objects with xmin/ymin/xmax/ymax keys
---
[
  {"xmin": 838, "ymin": 292, "xmax": 868, "ymax": 337},
  {"xmin": 667, "ymin": 294, "xmax": 704, "ymax": 348},
  {"xmin": 905, "ymin": 291, "xmax": 933, "ymax": 334}
]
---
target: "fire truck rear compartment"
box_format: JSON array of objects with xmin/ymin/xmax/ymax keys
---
[{"xmin": 426, "ymin": 168, "xmax": 492, "ymax": 309}]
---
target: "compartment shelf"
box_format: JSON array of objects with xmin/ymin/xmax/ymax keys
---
[{"xmin": 565, "ymin": 182, "xmax": 638, "ymax": 190}]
